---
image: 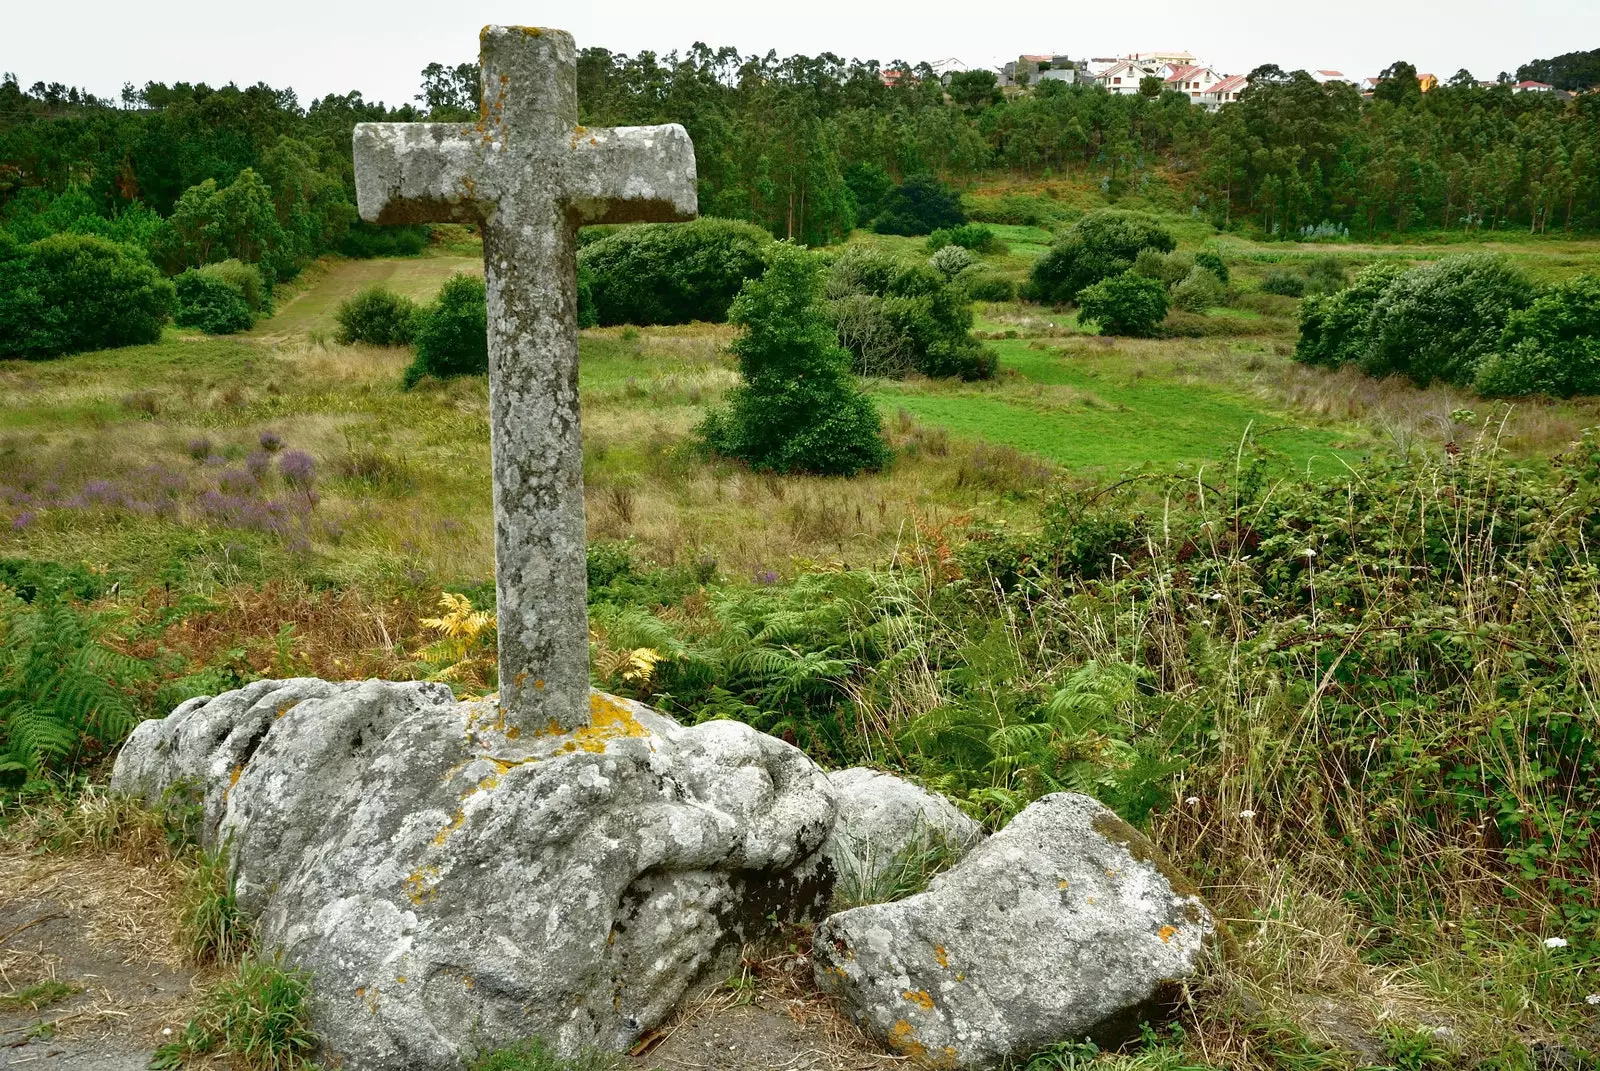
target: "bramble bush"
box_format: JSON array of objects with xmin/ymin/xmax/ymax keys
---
[
  {"xmin": 826, "ymin": 248, "xmax": 996, "ymax": 380},
  {"xmin": 1293, "ymin": 261, "xmax": 1407, "ymax": 369},
  {"xmin": 1025, "ymin": 209, "xmax": 1177, "ymax": 304},
  {"xmin": 1074, "ymin": 271, "xmax": 1169, "ymax": 336},
  {"xmin": 699, "ymin": 244, "xmax": 889, "ymax": 476},
  {"xmin": 958, "ymin": 270, "xmax": 1016, "ymax": 302},
  {"xmin": 335, "ymin": 286, "xmax": 419, "ymax": 346},
  {"xmin": 578, "ymin": 217, "xmax": 770, "ymax": 326},
  {"xmin": 404, "ymin": 274, "xmax": 487, "ymax": 388},
  {"xmin": 0, "ymin": 232, "xmax": 174, "ymax": 359},
  {"xmin": 1259, "ymin": 268, "xmax": 1306, "ymax": 297},
  {"xmin": 1170, "ymin": 265, "xmax": 1225, "ymax": 312}
]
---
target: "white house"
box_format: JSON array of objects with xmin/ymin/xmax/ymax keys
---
[
  {"xmin": 1164, "ymin": 64, "xmax": 1224, "ymax": 99},
  {"xmin": 1199, "ymin": 74, "xmax": 1249, "ymax": 109},
  {"xmin": 1095, "ymin": 59, "xmax": 1157, "ymax": 95},
  {"xmin": 1513, "ymin": 80, "xmax": 1554, "ymax": 94},
  {"xmin": 1310, "ymin": 70, "xmax": 1350, "ymax": 84}
]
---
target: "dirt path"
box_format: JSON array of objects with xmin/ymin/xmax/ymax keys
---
[{"xmin": 0, "ymin": 846, "xmax": 206, "ymax": 1070}]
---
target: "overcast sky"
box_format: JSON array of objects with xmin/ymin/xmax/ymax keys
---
[{"xmin": 6, "ymin": 1, "xmax": 1599, "ymax": 106}]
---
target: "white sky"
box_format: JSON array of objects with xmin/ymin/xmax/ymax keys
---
[{"xmin": 6, "ymin": 0, "xmax": 1598, "ymax": 107}]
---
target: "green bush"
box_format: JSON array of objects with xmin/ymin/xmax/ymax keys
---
[
  {"xmin": 578, "ymin": 217, "xmax": 770, "ymax": 326},
  {"xmin": 335, "ymin": 286, "xmax": 419, "ymax": 346},
  {"xmin": 873, "ymin": 175, "xmax": 967, "ymax": 236},
  {"xmin": 338, "ymin": 221, "xmax": 430, "ymax": 258},
  {"xmin": 1170, "ymin": 266, "xmax": 1226, "ymax": 313},
  {"xmin": 700, "ymin": 244, "xmax": 890, "ymax": 476},
  {"xmin": 404, "ymin": 273, "xmax": 488, "ymax": 388},
  {"xmin": 202, "ymin": 259, "xmax": 268, "ymax": 312},
  {"xmin": 174, "ymin": 269, "xmax": 256, "ymax": 335},
  {"xmin": 1260, "ymin": 269, "xmax": 1306, "ymax": 297},
  {"xmin": 1365, "ymin": 254, "xmax": 1535, "ymax": 386},
  {"xmin": 1293, "ymin": 262, "xmax": 1406, "ymax": 369},
  {"xmin": 1303, "ymin": 255, "xmax": 1347, "ymax": 295},
  {"xmin": 929, "ymin": 244, "xmax": 975, "ymax": 278},
  {"xmin": 1475, "ymin": 274, "xmax": 1600, "ymax": 397},
  {"xmin": 926, "ymin": 223, "xmax": 1000, "ymax": 254},
  {"xmin": 1025, "ymin": 210, "xmax": 1176, "ymax": 304},
  {"xmin": 843, "ymin": 163, "xmax": 895, "ymax": 228},
  {"xmin": 0, "ymin": 233, "xmax": 173, "ymax": 359},
  {"xmin": 1132, "ymin": 248, "xmax": 1193, "ymax": 287},
  {"xmin": 1193, "ymin": 250, "xmax": 1230, "ymax": 284},
  {"xmin": 1075, "ymin": 271, "xmax": 1169, "ymax": 336},
  {"xmin": 958, "ymin": 270, "xmax": 1017, "ymax": 302},
  {"xmin": 827, "ymin": 248, "xmax": 996, "ymax": 380}
]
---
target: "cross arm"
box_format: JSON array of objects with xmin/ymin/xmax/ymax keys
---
[
  {"xmin": 353, "ymin": 123, "xmax": 492, "ymax": 225},
  {"xmin": 564, "ymin": 124, "xmax": 698, "ymax": 225}
]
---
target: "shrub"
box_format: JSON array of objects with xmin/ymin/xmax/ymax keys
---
[
  {"xmin": 335, "ymin": 286, "xmax": 418, "ymax": 346},
  {"xmin": 1365, "ymin": 254, "xmax": 1535, "ymax": 386},
  {"xmin": 1193, "ymin": 250, "xmax": 1229, "ymax": 284},
  {"xmin": 157, "ymin": 956, "xmax": 318, "ymax": 1071},
  {"xmin": 926, "ymin": 223, "xmax": 1000, "ymax": 254},
  {"xmin": 1132, "ymin": 248, "xmax": 1193, "ymax": 287},
  {"xmin": 202, "ymin": 259, "xmax": 267, "ymax": 312},
  {"xmin": 1025, "ymin": 210, "xmax": 1176, "ymax": 304},
  {"xmin": 1303, "ymin": 255, "xmax": 1347, "ymax": 295},
  {"xmin": 338, "ymin": 220, "xmax": 430, "ymax": 257},
  {"xmin": 700, "ymin": 244, "xmax": 890, "ymax": 476},
  {"xmin": 0, "ymin": 233, "xmax": 173, "ymax": 359},
  {"xmin": 1475, "ymin": 274, "xmax": 1600, "ymax": 397},
  {"xmin": 1170, "ymin": 266, "xmax": 1226, "ymax": 313},
  {"xmin": 1293, "ymin": 262, "xmax": 1407, "ymax": 369},
  {"xmin": 873, "ymin": 175, "xmax": 966, "ymax": 236},
  {"xmin": 958, "ymin": 270, "xmax": 1017, "ymax": 303},
  {"xmin": 1260, "ymin": 269, "xmax": 1306, "ymax": 297},
  {"xmin": 1075, "ymin": 271, "xmax": 1169, "ymax": 336},
  {"xmin": 827, "ymin": 249, "xmax": 996, "ymax": 380},
  {"xmin": 174, "ymin": 269, "xmax": 255, "ymax": 335},
  {"xmin": 404, "ymin": 273, "xmax": 488, "ymax": 387},
  {"xmin": 578, "ymin": 217, "xmax": 770, "ymax": 326},
  {"xmin": 929, "ymin": 244, "xmax": 975, "ymax": 278},
  {"xmin": 843, "ymin": 163, "xmax": 895, "ymax": 228}
]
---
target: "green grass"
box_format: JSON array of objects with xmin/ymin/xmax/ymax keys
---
[
  {"xmin": 255, "ymin": 255, "xmax": 482, "ymax": 339},
  {"xmin": 155, "ymin": 956, "xmax": 318, "ymax": 1071},
  {"xmin": 0, "ymin": 980, "xmax": 81, "ymax": 1012}
]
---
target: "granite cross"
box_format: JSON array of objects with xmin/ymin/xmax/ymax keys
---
[{"xmin": 352, "ymin": 26, "xmax": 697, "ymax": 732}]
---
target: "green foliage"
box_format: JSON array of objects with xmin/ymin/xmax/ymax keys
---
[
  {"xmin": 174, "ymin": 267, "xmax": 256, "ymax": 334},
  {"xmin": 338, "ymin": 221, "xmax": 431, "ymax": 257},
  {"xmin": 578, "ymin": 217, "xmax": 771, "ymax": 326},
  {"xmin": 1259, "ymin": 269, "xmax": 1306, "ymax": 297},
  {"xmin": 1075, "ymin": 272, "xmax": 1169, "ymax": 336},
  {"xmin": 700, "ymin": 243, "xmax": 889, "ymax": 476},
  {"xmin": 0, "ymin": 980, "xmax": 80, "ymax": 1012},
  {"xmin": 1026, "ymin": 210, "xmax": 1177, "ymax": 304},
  {"xmin": 1132, "ymin": 248, "xmax": 1194, "ymax": 287},
  {"xmin": 1292, "ymin": 262, "xmax": 1406, "ymax": 368},
  {"xmin": 873, "ymin": 174, "xmax": 967, "ymax": 236},
  {"xmin": 468, "ymin": 1036, "xmax": 619, "ymax": 1071},
  {"xmin": 1193, "ymin": 250, "xmax": 1229, "ymax": 284},
  {"xmin": 335, "ymin": 285, "xmax": 418, "ymax": 346},
  {"xmin": 926, "ymin": 223, "xmax": 1001, "ymax": 254},
  {"xmin": 829, "ymin": 820, "xmax": 967, "ymax": 911},
  {"xmin": 1170, "ymin": 266, "xmax": 1225, "ymax": 312},
  {"xmin": 959, "ymin": 269, "xmax": 1017, "ymax": 302},
  {"xmin": 150, "ymin": 169, "xmax": 287, "ymax": 285},
  {"xmin": 1475, "ymin": 274, "xmax": 1600, "ymax": 397},
  {"xmin": 0, "ymin": 594, "xmax": 151, "ymax": 786},
  {"xmin": 404, "ymin": 273, "xmax": 487, "ymax": 388},
  {"xmin": 181, "ymin": 846, "xmax": 251, "ymax": 965},
  {"xmin": 827, "ymin": 248, "xmax": 997, "ymax": 380},
  {"xmin": 0, "ymin": 233, "xmax": 173, "ymax": 359},
  {"xmin": 929, "ymin": 243, "xmax": 976, "ymax": 278},
  {"xmin": 843, "ymin": 163, "xmax": 895, "ymax": 228},
  {"xmin": 156, "ymin": 956, "xmax": 318, "ymax": 1071},
  {"xmin": 1365, "ymin": 254, "xmax": 1535, "ymax": 386},
  {"xmin": 1302, "ymin": 254, "xmax": 1346, "ymax": 295}
]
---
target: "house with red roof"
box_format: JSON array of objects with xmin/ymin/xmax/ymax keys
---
[
  {"xmin": 1513, "ymin": 80, "xmax": 1555, "ymax": 94},
  {"xmin": 1163, "ymin": 64, "xmax": 1224, "ymax": 99},
  {"xmin": 1199, "ymin": 74, "xmax": 1250, "ymax": 109}
]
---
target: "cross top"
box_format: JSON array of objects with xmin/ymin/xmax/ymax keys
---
[{"xmin": 352, "ymin": 28, "xmax": 697, "ymax": 732}]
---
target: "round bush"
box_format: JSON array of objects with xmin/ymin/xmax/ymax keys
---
[
  {"xmin": 200, "ymin": 259, "xmax": 268, "ymax": 312},
  {"xmin": 1293, "ymin": 262, "xmax": 1407, "ymax": 369},
  {"xmin": 929, "ymin": 245, "xmax": 975, "ymax": 278},
  {"xmin": 578, "ymin": 217, "xmax": 770, "ymax": 326},
  {"xmin": 0, "ymin": 234, "xmax": 173, "ymax": 359},
  {"xmin": 1260, "ymin": 269, "xmax": 1307, "ymax": 297},
  {"xmin": 1026, "ymin": 210, "xmax": 1176, "ymax": 304},
  {"xmin": 872, "ymin": 175, "xmax": 967, "ymax": 237},
  {"xmin": 174, "ymin": 269, "xmax": 255, "ymax": 334},
  {"xmin": 927, "ymin": 224, "xmax": 1000, "ymax": 254},
  {"xmin": 336, "ymin": 286, "xmax": 419, "ymax": 346},
  {"xmin": 1194, "ymin": 251, "xmax": 1230, "ymax": 285},
  {"xmin": 1365, "ymin": 254, "xmax": 1535, "ymax": 386},
  {"xmin": 1075, "ymin": 272, "xmax": 1170, "ymax": 337},
  {"xmin": 827, "ymin": 249, "xmax": 995, "ymax": 380},
  {"xmin": 1171, "ymin": 266, "xmax": 1226, "ymax": 313},
  {"xmin": 404, "ymin": 274, "xmax": 487, "ymax": 388}
]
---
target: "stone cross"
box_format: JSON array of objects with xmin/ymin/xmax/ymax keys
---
[{"xmin": 352, "ymin": 27, "xmax": 697, "ymax": 731}]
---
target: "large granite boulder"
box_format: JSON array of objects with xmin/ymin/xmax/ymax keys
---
[
  {"xmin": 812, "ymin": 792, "xmax": 1213, "ymax": 1069},
  {"xmin": 821, "ymin": 768, "xmax": 983, "ymax": 903},
  {"xmin": 112, "ymin": 678, "xmax": 836, "ymax": 1070}
]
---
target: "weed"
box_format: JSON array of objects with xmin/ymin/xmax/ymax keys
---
[
  {"xmin": 468, "ymin": 1035, "xmax": 620, "ymax": 1071},
  {"xmin": 156, "ymin": 955, "xmax": 318, "ymax": 1071},
  {"xmin": 180, "ymin": 844, "xmax": 251, "ymax": 965},
  {"xmin": 0, "ymin": 979, "xmax": 81, "ymax": 1012}
]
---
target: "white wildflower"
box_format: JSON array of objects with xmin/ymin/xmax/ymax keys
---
[
  {"xmin": 1185, "ymin": 796, "xmax": 1200, "ymax": 806},
  {"xmin": 1586, "ymin": 993, "xmax": 1600, "ymax": 1005},
  {"xmin": 1544, "ymin": 936, "xmax": 1568, "ymax": 949},
  {"xmin": 1209, "ymin": 592, "xmax": 1223, "ymax": 601},
  {"xmin": 1238, "ymin": 810, "xmax": 1256, "ymax": 819},
  {"xmin": 1301, "ymin": 548, "xmax": 1317, "ymax": 558}
]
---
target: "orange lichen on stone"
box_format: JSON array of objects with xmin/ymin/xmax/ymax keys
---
[
  {"xmin": 404, "ymin": 866, "xmax": 440, "ymax": 905},
  {"xmin": 396, "ymin": 975, "xmax": 407, "ymax": 984},
  {"xmin": 518, "ymin": 26, "xmax": 544, "ymax": 37},
  {"xmin": 570, "ymin": 694, "xmax": 650, "ymax": 753},
  {"xmin": 1057, "ymin": 879, "xmax": 1069, "ymax": 889},
  {"xmin": 275, "ymin": 700, "xmax": 301, "ymax": 720},
  {"xmin": 1159, "ymin": 925, "xmax": 1177, "ymax": 943},
  {"xmin": 903, "ymin": 989, "xmax": 934, "ymax": 1011},
  {"xmin": 888, "ymin": 1021, "xmax": 927, "ymax": 1058},
  {"xmin": 934, "ymin": 944, "xmax": 949, "ymax": 968}
]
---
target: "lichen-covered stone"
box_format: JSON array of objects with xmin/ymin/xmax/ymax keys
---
[
  {"xmin": 821, "ymin": 768, "xmax": 983, "ymax": 897},
  {"xmin": 812, "ymin": 793, "xmax": 1213, "ymax": 1069},
  {"xmin": 351, "ymin": 26, "xmax": 697, "ymax": 735},
  {"xmin": 112, "ymin": 680, "xmax": 835, "ymax": 1069}
]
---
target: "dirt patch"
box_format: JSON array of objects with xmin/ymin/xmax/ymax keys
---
[{"xmin": 0, "ymin": 846, "xmax": 207, "ymax": 1069}]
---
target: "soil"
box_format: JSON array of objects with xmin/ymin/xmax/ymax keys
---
[{"xmin": 0, "ymin": 846, "xmax": 207, "ymax": 1070}]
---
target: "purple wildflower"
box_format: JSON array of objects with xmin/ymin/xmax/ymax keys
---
[
  {"xmin": 259, "ymin": 430, "xmax": 283, "ymax": 453},
  {"xmin": 245, "ymin": 450, "xmax": 271, "ymax": 480},
  {"xmin": 186, "ymin": 437, "xmax": 213, "ymax": 461},
  {"xmin": 754, "ymin": 568, "xmax": 779, "ymax": 586},
  {"xmin": 219, "ymin": 467, "xmax": 258, "ymax": 494},
  {"xmin": 279, "ymin": 450, "xmax": 315, "ymax": 489},
  {"xmin": 12, "ymin": 510, "xmax": 35, "ymax": 530}
]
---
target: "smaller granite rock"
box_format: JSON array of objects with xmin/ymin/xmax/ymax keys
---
[
  {"xmin": 821, "ymin": 769, "xmax": 982, "ymax": 903},
  {"xmin": 813, "ymin": 792, "xmax": 1213, "ymax": 1069}
]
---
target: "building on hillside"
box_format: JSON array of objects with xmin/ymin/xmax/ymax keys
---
[
  {"xmin": 1095, "ymin": 58, "xmax": 1157, "ymax": 95},
  {"xmin": 1000, "ymin": 54, "xmax": 1077, "ymax": 88},
  {"xmin": 1199, "ymin": 74, "xmax": 1249, "ymax": 109},
  {"xmin": 1417, "ymin": 72, "xmax": 1438, "ymax": 92},
  {"xmin": 880, "ymin": 68, "xmax": 917, "ymax": 88},
  {"xmin": 1164, "ymin": 64, "xmax": 1223, "ymax": 99},
  {"xmin": 1513, "ymin": 79, "xmax": 1555, "ymax": 93},
  {"xmin": 1310, "ymin": 70, "xmax": 1350, "ymax": 84},
  {"xmin": 1132, "ymin": 50, "xmax": 1196, "ymax": 67}
]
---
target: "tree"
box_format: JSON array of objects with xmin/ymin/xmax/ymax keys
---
[
  {"xmin": 404, "ymin": 273, "xmax": 488, "ymax": 388},
  {"xmin": 947, "ymin": 71, "xmax": 1001, "ymax": 113},
  {"xmin": 0, "ymin": 233, "xmax": 173, "ymax": 359},
  {"xmin": 1475, "ymin": 274, "xmax": 1600, "ymax": 396},
  {"xmin": 700, "ymin": 244, "xmax": 889, "ymax": 475},
  {"xmin": 1026, "ymin": 209, "xmax": 1177, "ymax": 303},
  {"xmin": 1139, "ymin": 76, "xmax": 1163, "ymax": 99},
  {"xmin": 1365, "ymin": 254, "xmax": 1535, "ymax": 385},
  {"xmin": 417, "ymin": 61, "xmax": 480, "ymax": 119},
  {"xmin": 150, "ymin": 169, "xmax": 286, "ymax": 283},
  {"xmin": 1373, "ymin": 61, "xmax": 1422, "ymax": 105},
  {"xmin": 1075, "ymin": 272, "xmax": 1169, "ymax": 336},
  {"xmin": 873, "ymin": 174, "xmax": 966, "ymax": 235}
]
